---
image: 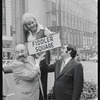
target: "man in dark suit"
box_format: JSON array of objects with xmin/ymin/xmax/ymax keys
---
[{"xmin": 49, "ymin": 44, "xmax": 84, "ymax": 100}]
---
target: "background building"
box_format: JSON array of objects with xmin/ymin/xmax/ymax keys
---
[
  {"xmin": 45, "ymin": 0, "xmax": 97, "ymax": 58},
  {"xmin": 2, "ymin": 0, "xmax": 97, "ymax": 59},
  {"xmin": 2, "ymin": 0, "xmax": 13, "ymax": 59}
]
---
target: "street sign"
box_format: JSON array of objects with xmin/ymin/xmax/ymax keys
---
[{"xmin": 27, "ymin": 33, "xmax": 61, "ymax": 55}]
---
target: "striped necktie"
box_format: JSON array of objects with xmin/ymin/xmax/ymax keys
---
[{"xmin": 60, "ymin": 60, "xmax": 65, "ymax": 72}]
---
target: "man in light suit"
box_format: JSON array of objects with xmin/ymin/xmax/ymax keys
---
[
  {"xmin": 3, "ymin": 71, "xmax": 9, "ymax": 100},
  {"xmin": 49, "ymin": 44, "xmax": 84, "ymax": 100},
  {"xmin": 3, "ymin": 44, "xmax": 43, "ymax": 100}
]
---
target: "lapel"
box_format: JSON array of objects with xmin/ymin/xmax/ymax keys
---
[
  {"xmin": 56, "ymin": 58, "xmax": 75, "ymax": 79},
  {"xmin": 55, "ymin": 60, "xmax": 63, "ymax": 79}
]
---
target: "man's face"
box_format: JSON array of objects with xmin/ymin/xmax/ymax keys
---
[
  {"xmin": 60, "ymin": 45, "xmax": 69, "ymax": 58},
  {"xmin": 26, "ymin": 17, "xmax": 37, "ymax": 31},
  {"xmin": 15, "ymin": 45, "xmax": 27, "ymax": 61}
]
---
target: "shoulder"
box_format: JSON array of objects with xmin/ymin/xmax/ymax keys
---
[
  {"xmin": 12, "ymin": 60, "xmax": 23, "ymax": 67},
  {"xmin": 73, "ymin": 60, "xmax": 83, "ymax": 69},
  {"xmin": 27, "ymin": 56, "xmax": 35, "ymax": 63}
]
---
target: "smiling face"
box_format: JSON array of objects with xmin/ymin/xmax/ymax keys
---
[
  {"xmin": 60, "ymin": 46, "xmax": 67, "ymax": 58},
  {"xmin": 60, "ymin": 45, "xmax": 70, "ymax": 59},
  {"xmin": 26, "ymin": 17, "xmax": 37, "ymax": 32},
  {"xmin": 15, "ymin": 44, "xmax": 28, "ymax": 61}
]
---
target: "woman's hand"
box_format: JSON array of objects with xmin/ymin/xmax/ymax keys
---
[{"xmin": 35, "ymin": 52, "xmax": 45, "ymax": 65}]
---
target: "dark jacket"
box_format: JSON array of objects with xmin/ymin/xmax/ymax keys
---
[
  {"xmin": 50, "ymin": 58, "xmax": 84, "ymax": 100},
  {"xmin": 39, "ymin": 58, "xmax": 55, "ymax": 100}
]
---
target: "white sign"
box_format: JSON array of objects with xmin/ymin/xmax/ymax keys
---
[{"xmin": 27, "ymin": 33, "xmax": 61, "ymax": 55}]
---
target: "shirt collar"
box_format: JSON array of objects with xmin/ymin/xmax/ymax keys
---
[
  {"xmin": 64, "ymin": 57, "xmax": 72, "ymax": 65},
  {"xmin": 36, "ymin": 24, "xmax": 44, "ymax": 33},
  {"xmin": 28, "ymin": 24, "xmax": 43, "ymax": 35}
]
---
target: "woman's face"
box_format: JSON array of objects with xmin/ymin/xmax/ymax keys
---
[{"xmin": 26, "ymin": 17, "xmax": 37, "ymax": 31}]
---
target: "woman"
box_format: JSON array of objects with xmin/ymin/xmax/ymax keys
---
[{"xmin": 22, "ymin": 13, "xmax": 54, "ymax": 100}]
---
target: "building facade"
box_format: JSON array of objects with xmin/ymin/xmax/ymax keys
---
[
  {"xmin": 45, "ymin": 0, "xmax": 97, "ymax": 57},
  {"xmin": 2, "ymin": 0, "xmax": 13, "ymax": 59},
  {"xmin": 2, "ymin": 0, "xmax": 97, "ymax": 59}
]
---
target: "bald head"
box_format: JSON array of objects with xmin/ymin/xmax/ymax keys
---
[
  {"xmin": 15, "ymin": 44, "xmax": 28, "ymax": 61},
  {"xmin": 15, "ymin": 44, "xmax": 26, "ymax": 51}
]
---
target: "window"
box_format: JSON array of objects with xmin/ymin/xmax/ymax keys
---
[
  {"xmin": 47, "ymin": 13, "xmax": 51, "ymax": 27},
  {"xmin": 57, "ymin": 11, "xmax": 60, "ymax": 26},
  {"xmin": 51, "ymin": 2, "xmax": 56, "ymax": 11},
  {"xmin": 46, "ymin": 1, "xmax": 57, "ymax": 28},
  {"xmin": 67, "ymin": 13, "xmax": 69, "ymax": 27},
  {"xmin": 74, "ymin": 34, "xmax": 76, "ymax": 45},
  {"xmin": 61, "ymin": 12, "xmax": 63, "ymax": 26},
  {"xmin": 77, "ymin": 33, "xmax": 79, "ymax": 45},
  {"xmin": 2, "ymin": 0, "xmax": 6, "ymax": 35},
  {"xmin": 75, "ymin": 17, "xmax": 77, "ymax": 29},
  {"xmin": 72, "ymin": 15, "xmax": 74, "ymax": 28},
  {"xmin": 69, "ymin": 14, "xmax": 71, "ymax": 27},
  {"xmin": 52, "ymin": 20, "xmax": 56, "ymax": 27},
  {"xmin": 63, "ymin": 12, "xmax": 65, "ymax": 26},
  {"xmin": 70, "ymin": 15, "xmax": 72, "ymax": 28},
  {"xmin": 46, "ymin": 1, "xmax": 51, "ymax": 12},
  {"xmin": 56, "ymin": 0, "xmax": 60, "ymax": 10}
]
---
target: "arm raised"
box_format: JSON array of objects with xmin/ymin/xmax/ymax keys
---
[{"xmin": 12, "ymin": 60, "xmax": 40, "ymax": 81}]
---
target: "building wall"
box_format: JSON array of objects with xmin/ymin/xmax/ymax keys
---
[
  {"xmin": 2, "ymin": 0, "xmax": 12, "ymax": 47},
  {"xmin": 27, "ymin": 0, "xmax": 46, "ymax": 26},
  {"xmin": 45, "ymin": 0, "xmax": 97, "ymax": 53},
  {"xmin": 3, "ymin": 0, "xmax": 97, "ymax": 58},
  {"xmin": 2, "ymin": 0, "xmax": 6, "ymax": 36},
  {"xmin": 2, "ymin": 0, "xmax": 12, "ymax": 36},
  {"xmin": 5, "ymin": 0, "xmax": 12, "ymax": 36},
  {"xmin": 2, "ymin": 0, "xmax": 13, "ymax": 60}
]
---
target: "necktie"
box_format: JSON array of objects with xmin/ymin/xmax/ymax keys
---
[{"xmin": 60, "ymin": 60, "xmax": 65, "ymax": 72}]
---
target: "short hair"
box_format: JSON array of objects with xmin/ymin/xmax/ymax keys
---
[{"xmin": 67, "ymin": 44, "xmax": 77, "ymax": 58}]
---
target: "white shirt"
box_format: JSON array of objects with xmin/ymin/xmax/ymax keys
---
[
  {"xmin": 27, "ymin": 24, "xmax": 53, "ymax": 42},
  {"xmin": 60, "ymin": 57, "xmax": 72, "ymax": 72},
  {"xmin": 64, "ymin": 57, "xmax": 72, "ymax": 66}
]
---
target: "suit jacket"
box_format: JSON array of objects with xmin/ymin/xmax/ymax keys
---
[
  {"xmin": 3, "ymin": 54, "xmax": 53, "ymax": 100},
  {"xmin": 52, "ymin": 58, "xmax": 84, "ymax": 100},
  {"xmin": 12, "ymin": 58, "xmax": 40, "ymax": 100}
]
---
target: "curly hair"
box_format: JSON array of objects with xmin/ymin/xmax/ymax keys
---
[{"xmin": 67, "ymin": 44, "xmax": 77, "ymax": 58}]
